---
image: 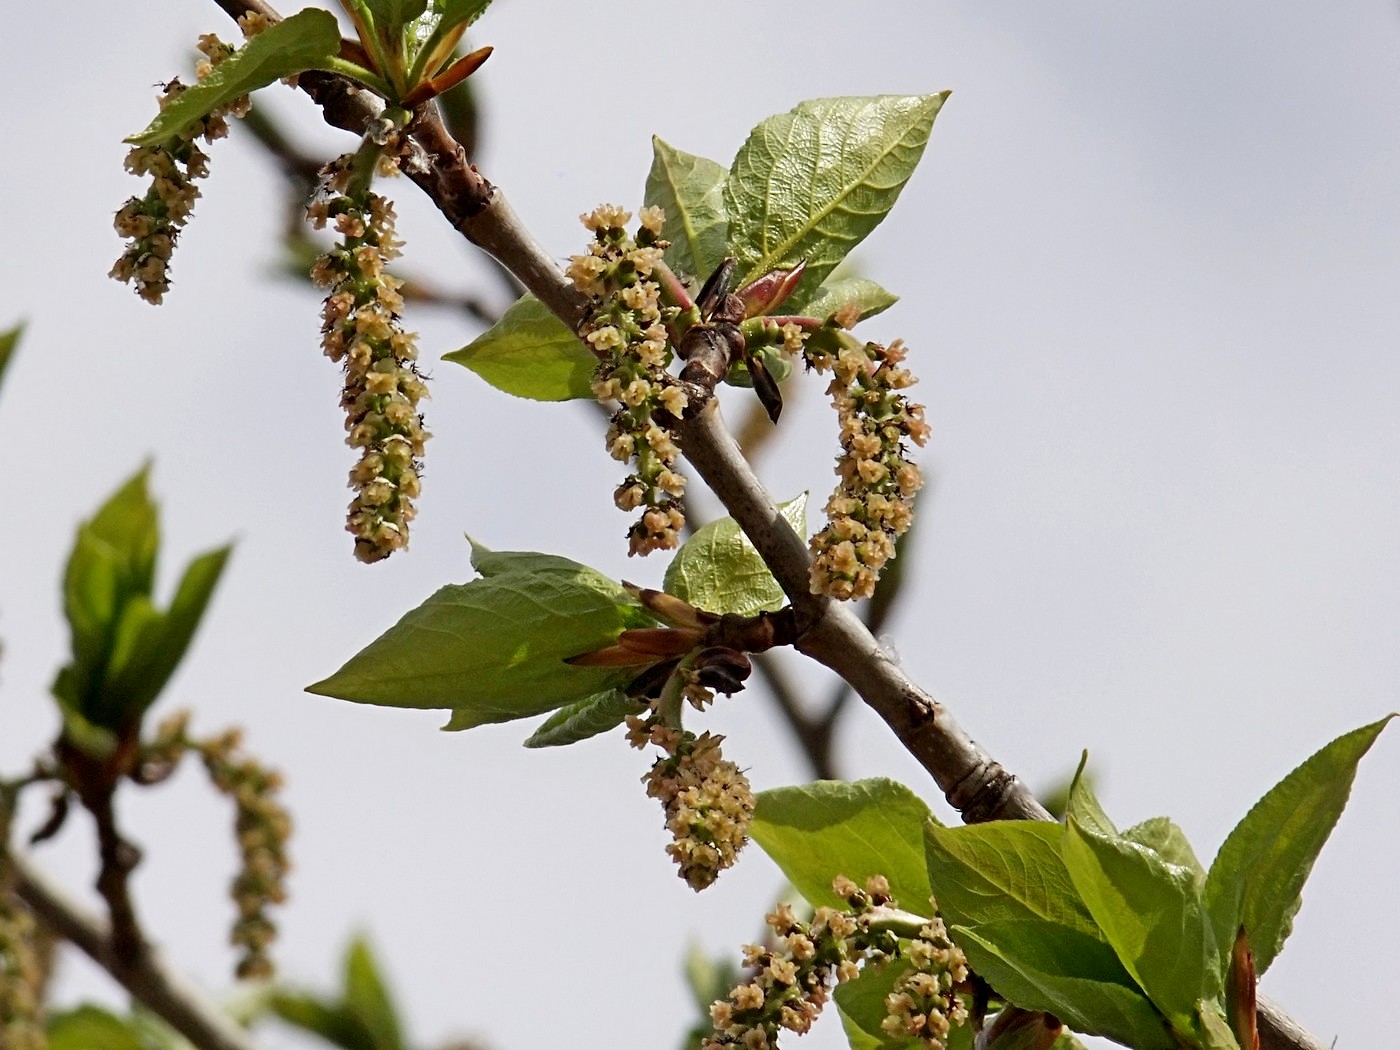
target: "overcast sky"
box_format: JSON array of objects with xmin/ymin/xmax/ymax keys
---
[{"xmin": 3, "ymin": 2, "xmax": 1397, "ymax": 1048}]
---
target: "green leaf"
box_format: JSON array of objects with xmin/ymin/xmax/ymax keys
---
[
  {"xmin": 523, "ymin": 689, "xmax": 642, "ymax": 748},
  {"xmin": 1124, "ymin": 817, "xmax": 1205, "ymax": 887},
  {"xmin": 800, "ymin": 277, "xmax": 898, "ymax": 324},
  {"xmin": 0, "ymin": 321, "xmax": 20, "ymax": 398},
  {"xmin": 343, "ymin": 937, "xmax": 404, "ymax": 1050},
  {"xmin": 46, "ymin": 1006, "xmax": 146, "ymax": 1050},
  {"xmin": 953, "ymin": 921, "xmax": 1174, "ymax": 1049},
  {"xmin": 1196, "ymin": 1003, "xmax": 1243, "ymax": 1050},
  {"xmin": 663, "ymin": 493, "xmax": 807, "ymax": 616},
  {"xmin": 443, "ymin": 294, "xmax": 595, "ymax": 401},
  {"xmin": 127, "ymin": 10, "xmax": 344, "ymax": 146},
  {"xmin": 1065, "ymin": 753, "xmax": 1117, "ymax": 838},
  {"xmin": 1203, "ymin": 715, "xmax": 1393, "ymax": 975},
  {"xmin": 724, "ymin": 95, "xmax": 947, "ymax": 312},
  {"xmin": 923, "ymin": 821, "xmax": 1098, "ymax": 936},
  {"xmin": 270, "ymin": 993, "xmax": 373, "ymax": 1050},
  {"xmin": 834, "ymin": 958, "xmax": 974, "ymax": 1050},
  {"xmin": 1062, "ymin": 820, "xmax": 1219, "ymax": 1033},
  {"xmin": 307, "ymin": 551, "xmax": 642, "ymax": 730},
  {"xmin": 644, "ymin": 137, "xmax": 729, "ymax": 280},
  {"xmin": 751, "ymin": 779, "xmax": 934, "ymax": 910}
]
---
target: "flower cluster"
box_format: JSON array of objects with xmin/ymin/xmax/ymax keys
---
[
  {"xmin": 626, "ymin": 713, "xmax": 753, "ymax": 890},
  {"xmin": 0, "ymin": 891, "xmax": 44, "ymax": 1050},
  {"xmin": 309, "ymin": 162, "xmax": 428, "ymax": 563},
  {"xmin": 804, "ymin": 337, "xmax": 930, "ymax": 600},
  {"xmin": 110, "ymin": 34, "xmax": 250, "ymax": 304},
  {"xmin": 147, "ymin": 712, "xmax": 293, "ymax": 981},
  {"xmin": 704, "ymin": 876, "xmax": 968, "ymax": 1050},
  {"xmin": 569, "ymin": 205, "xmax": 690, "ymax": 556}
]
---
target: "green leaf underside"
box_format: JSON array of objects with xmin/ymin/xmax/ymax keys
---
[
  {"xmin": 307, "ymin": 552, "xmax": 641, "ymax": 730},
  {"xmin": 800, "ymin": 276, "xmax": 899, "ymax": 324},
  {"xmin": 835, "ymin": 958, "xmax": 974, "ymax": 1050},
  {"xmin": 128, "ymin": 10, "xmax": 343, "ymax": 146},
  {"xmin": 923, "ymin": 822, "xmax": 1098, "ymax": 936},
  {"xmin": 1203, "ymin": 715, "xmax": 1393, "ymax": 976},
  {"xmin": 664, "ymin": 493, "xmax": 807, "ymax": 616},
  {"xmin": 645, "ymin": 136, "xmax": 729, "ymax": 281},
  {"xmin": 953, "ymin": 922, "xmax": 1175, "ymax": 1049},
  {"xmin": 523, "ymin": 689, "xmax": 642, "ymax": 748},
  {"xmin": 1124, "ymin": 817, "xmax": 1206, "ymax": 886},
  {"xmin": 751, "ymin": 779, "xmax": 935, "ymax": 911},
  {"xmin": 444, "ymin": 294, "xmax": 595, "ymax": 401},
  {"xmin": 724, "ymin": 95, "xmax": 947, "ymax": 314},
  {"xmin": 1196, "ymin": 1003, "xmax": 1244, "ymax": 1050},
  {"xmin": 1062, "ymin": 821, "xmax": 1218, "ymax": 1032}
]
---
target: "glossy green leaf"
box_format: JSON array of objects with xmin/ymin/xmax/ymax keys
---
[
  {"xmin": 523, "ymin": 689, "xmax": 642, "ymax": 748},
  {"xmin": 1124, "ymin": 817, "xmax": 1205, "ymax": 887},
  {"xmin": 1065, "ymin": 754, "xmax": 1117, "ymax": 838},
  {"xmin": 46, "ymin": 1006, "xmax": 146, "ymax": 1050},
  {"xmin": 1203, "ymin": 715, "xmax": 1393, "ymax": 975},
  {"xmin": 952, "ymin": 921, "xmax": 1175, "ymax": 1049},
  {"xmin": 644, "ymin": 136, "xmax": 729, "ymax": 281},
  {"xmin": 751, "ymin": 779, "xmax": 934, "ymax": 910},
  {"xmin": 800, "ymin": 277, "xmax": 898, "ymax": 324},
  {"xmin": 1062, "ymin": 820, "xmax": 1218, "ymax": 1032},
  {"xmin": 724, "ymin": 95, "xmax": 947, "ymax": 312},
  {"xmin": 0, "ymin": 322, "xmax": 20, "ymax": 397},
  {"xmin": 127, "ymin": 10, "xmax": 344, "ymax": 146},
  {"xmin": 444, "ymin": 294, "xmax": 595, "ymax": 401},
  {"xmin": 308, "ymin": 552, "xmax": 642, "ymax": 730},
  {"xmin": 343, "ymin": 937, "xmax": 404, "ymax": 1050},
  {"xmin": 923, "ymin": 822, "xmax": 1098, "ymax": 936},
  {"xmin": 664, "ymin": 493, "xmax": 807, "ymax": 615},
  {"xmin": 467, "ymin": 538, "xmax": 636, "ymax": 603}
]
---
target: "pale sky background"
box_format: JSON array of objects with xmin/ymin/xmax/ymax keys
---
[{"xmin": 3, "ymin": 2, "xmax": 1398, "ymax": 1049}]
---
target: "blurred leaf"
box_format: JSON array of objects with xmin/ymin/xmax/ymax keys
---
[
  {"xmin": 47, "ymin": 1006, "xmax": 146, "ymax": 1050},
  {"xmin": 800, "ymin": 277, "xmax": 898, "ymax": 324},
  {"xmin": 1203, "ymin": 715, "xmax": 1393, "ymax": 975},
  {"xmin": 1062, "ymin": 820, "xmax": 1219, "ymax": 1033},
  {"xmin": 664, "ymin": 494, "xmax": 806, "ymax": 616},
  {"xmin": 271, "ymin": 992, "xmax": 376, "ymax": 1050},
  {"xmin": 523, "ymin": 689, "xmax": 642, "ymax": 748},
  {"xmin": 308, "ymin": 549, "xmax": 643, "ymax": 730},
  {"xmin": 443, "ymin": 294, "xmax": 594, "ymax": 401},
  {"xmin": 127, "ymin": 10, "xmax": 344, "ymax": 145},
  {"xmin": 645, "ymin": 137, "xmax": 729, "ymax": 281},
  {"xmin": 924, "ymin": 822, "xmax": 1098, "ymax": 936},
  {"xmin": 0, "ymin": 321, "xmax": 20, "ymax": 397},
  {"xmin": 952, "ymin": 921, "xmax": 1174, "ymax": 1049},
  {"xmin": 752, "ymin": 779, "xmax": 934, "ymax": 910},
  {"xmin": 343, "ymin": 937, "xmax": 405, "ymax": 1050},
  {"xmin": 724, "ymin": 95, "xmax": 947, "ymax": 313}
]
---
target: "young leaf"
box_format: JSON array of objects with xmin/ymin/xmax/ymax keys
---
[
  {"xmin": 952, "ymin": 921, "xmax": 1175, "ymax": 1050},
  {"xmin": 751, "ymin": 779, "xmax": 934, "ymax": 910},
  {"xmin": 127, "ymin": 9, "xmax": 344, "ymax": 146},
  {"xmin": 523, "ymin": 689, "xmax": 642, "ymax": 748},
  {"xmin": 1123, "ymin": 817, "xmax": 1205, "ymax": 887},
  {"xmin": 644, "ymin": 137, "xmax": 729, "ymax": 281},
  {"xmin": 343, "ymin": 937, "xmax": 404, "ymax": 1050},
  {"xmin": 1203, "ymin": 715, "xmax": 1393, "ymax": 975},
  {"xmin": 1062, "ymin": 820, "xmax": 1219, "ymax": 1034},
  {"xmin": 799, "ymin": 276, "xmax": 898, "ymax": 325},
  {"xmin": 443, "ymin": 294, "xmax": 596, "ymax": 401},
  {"xmin": 1065, "ymin": 753, "xmax": 1117, "ymax": 838},
  {"xmin": 723, "ymin": 95, "xmax": 948, "ymax": 311},
  {"xmin": 663, "ymin": 493, "xmax": 807, "ymax": 615},
  {"xmin": 307, "ymin": 554, "xmax": 642, "ymax": 730},
  {"xmin": 467, "ymin": 538, "xmax": 638, "ymax": 606},
  {"xmin": 923, "ymin": 822, "xmax": 1098, "ymax": 936}
]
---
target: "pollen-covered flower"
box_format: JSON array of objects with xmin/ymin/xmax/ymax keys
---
[
  {"xmin": 805, "ymin": 336, "xmax": 928, "ymax": 600},
  {"xmin": 569, "ymin": 205, "xmax": 689, "ymax": 556},
  {"xmin": 626, "ymin": 712, "xmax": 753, "ymax": 890},
  {"xmin": 110, "ymin": 35, "xmax": 250, "ymax": 304},
  {"xmin": 704, "ymin": 878, "xmax": 968, "ymax": 1050},
  {"xmin": 309, "ymin": 161, "xmax": 428, "ymax": 563}
]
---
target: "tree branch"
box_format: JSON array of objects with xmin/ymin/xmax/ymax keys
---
[{"xmin": 11, "ymin": 850, "xmax": 262, "ymax": 1050}]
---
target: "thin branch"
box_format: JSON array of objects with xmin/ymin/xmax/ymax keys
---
[
  {"xmin": 193, "ymin": 6, "xmax": 1329, "ymax": 1047},
  {"xmin": 11, "ymin": 850, "xmax": 262, "ymax": 1050}
]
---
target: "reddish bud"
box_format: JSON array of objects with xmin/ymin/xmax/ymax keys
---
[{"xmin": 736, "ymin": 260, "xmax": 807, "ymax": 318}]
